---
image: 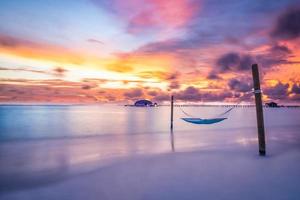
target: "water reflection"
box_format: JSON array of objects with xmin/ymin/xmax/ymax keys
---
[{"xmin": 170, "ymin": 129, "xmax": 175, "ymax": 152}]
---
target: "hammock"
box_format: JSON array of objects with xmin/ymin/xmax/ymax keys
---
[
  {"xmin": 180, "ymin": 102, "xmax": 240, "ymax": 125},
  {"xmin": 182, "ymin": 117, "xmax": 227, "ymax": 124}
]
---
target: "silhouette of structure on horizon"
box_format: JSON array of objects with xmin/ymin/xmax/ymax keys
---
[
  {"xmin": 265, "ymin": 102, "xmax": 279, "ymax": 107},
  {"xmin": 134, "ymin": 99, "xmax": 157, "ymax": 107}
]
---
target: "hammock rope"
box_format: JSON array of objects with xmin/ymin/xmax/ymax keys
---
[
  {"xmin": 177, "ymin": 90, "xmax": 253, "ymax": 125},
  {"xmin": 179, "ymin": 106, "xmax": 196, "ymax": 118},
  {"xmin": 179, "ymin": 101, "xmax": 241, "ymax": 119},
  {"xmin": 216, "ymin": 101, "xmax": 241, "ymax": 118}
]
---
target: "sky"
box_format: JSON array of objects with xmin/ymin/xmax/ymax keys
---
[{"xmin": 0, "ymin": 0, "xmax": 300, "ymax": 104}]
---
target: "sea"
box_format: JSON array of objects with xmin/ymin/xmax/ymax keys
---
[{"xmin": 0, "ymin": 104, "xmax": 300, "ymax": 191}]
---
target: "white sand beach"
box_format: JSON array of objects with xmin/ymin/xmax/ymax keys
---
[{"xmin": 1, "ymin": 138, "xmax": 300, "ymax": 200}]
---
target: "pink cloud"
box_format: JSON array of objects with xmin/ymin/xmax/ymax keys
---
[{"xmin": 97, "ymin": 0, "xmax": 200, "ymax": 34}]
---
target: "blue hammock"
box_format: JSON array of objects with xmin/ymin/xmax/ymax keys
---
[
  {"xmin": 182, "ymin": 117, "xmax": 227, "ymax": 124},
  {"xmin": 179, "ymin": 103, "xmax": 240, "ymax": 125}
]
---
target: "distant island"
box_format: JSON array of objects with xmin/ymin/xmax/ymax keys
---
[
  {"xmin": 265, "ymin": 102, "xmax": 279, "ymax": 107},
  {"xmin": 125, "ymin": 99, "xmax": 158, "ymax": 107}
]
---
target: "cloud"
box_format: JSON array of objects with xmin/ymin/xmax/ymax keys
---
[
  {"xmin": 97, "ymin": 0, "xmax": 300, "ymax": 82},
  {"xmin": 270, "ymin": 44, "xmax": 292, "ymax": 54},
  {"xmin": 0, "ymin": 35, "xmax": 18, "ymax": 47},
  {"xmin": 93, "ymin": 0, "xmax": 200, "ymax": 34},
  {"xmin": 0, "ymin": 79, "xmax": 142, "ymax": 103},
  {"xmin": 215, "ymin": 52, "xmax": 254, "ymax": 72},
  {"xmin": 255, "ymin": 45, "xmax": 293, "ymax": 69},
  {"xmin": 289, "ymin": 82, "xmax": 300, "ymax": 101},
  {"xmin": 147, "ymin": 90, "xmax": 158, "ymax": 96},
  {"xmin": 52, "ymin": 67, "xmax": 68, "ymax": 77},
  {"xmin": 153, "ymin": 94, "xmax": 170, "ymax": 101},
  {"xmin": 173, "ymin": 86, "xmax": 233, "ymax": 102},
  {"xmin": 81, "ymin": 85, "xmax": 92, "ymax": 90},
  {"xmin": 0, "ymin": 34, "xmax": 35, "ymax": 48},
  {"xmin": 82, "ymin": 78, "xmax": 158, "ymax": 85},
  {"xmin": 87, "ymin": 38, "xmax": 104, "ymax": 45},
  {"xmin": 0, "ymin": 66, "xmax": 68, "ymax": 77},
  {"xmin": 0, "ymin": 78, "xmax": 272, "ymax": 103},
  {"xmin": 125, "ymin": 0, "xmax": 292, "ymax": 50},
  {"xmin": 81, "ymin": 81, "xmax": 99, "ymax": 90},
  {"xmin": 0, "ymin": 34, "xmax": 86, "ymax": 65},
  {"xmin": 98, "ymin": 90, "xmax": 106, "ymax": 94},
  {"xmin": 207, "ymin": 73, "xmax": 221, "ymax": 80},
  {"xmin": 175, "ymin": 86, "xmax": 201, "ymax": 101},
  {"xmin": 0, "ymin": 79, "xmax": 93, "ymax": 103},
  {"xmin": 137, "ymin": 70, "xmax": 180, "ymax": 81},
  {"xmin": 228, "ymin": 78, "xmax": 252, "ymax": 93},
  {"xmin": 0, "ymin": 67, "xmax": 47, "ymax": 74},
  {"xmin": 169, "ymin": 81, "xmax": 181, "ymax": 90},
  {"xmin": 271, "ymin": 7, "xmax": 300, "ymax": 40},
  {"xmin": 289, "ymin": 94, "xmax": 300, "ymax": 101},
  {"xmin": 165, "ymin": 71, "xmax": 181, "ymax": 80},
  {"xmin": 213, "ymin": 44, "xmax": 295, "ymax": 74},
  {"xmin": 105, "ymin": 62, "xmax": 134, "ymax": 73},
  {"xmin": 216, "ymin": 53, "xmax": 239, "ymax": 72},
  {"xmin": 123, "ymin": 88, "xmax": 143, "ymax": 98},
  {"xmin": 264, "ymin": 82, "xmax": 289, "ymax": 100},
  {"xmin": 105, "ymin": 95, "xmax": 116, "ymax": 101},
  {"xmin": 200, "ymin": 91, "xmax": 233, "ymax": 102},
  {"xmin": 291, "ymin": 83, "xmax": 300, "ymax": 94}
]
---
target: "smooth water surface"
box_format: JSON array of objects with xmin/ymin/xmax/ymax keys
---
[
  {"xmin": 0, "ymin": 105, "xmax": 300, "ymax": 192},
  {"xmin": 1, "ymin": 105, "xmax": 299, "ymax": 140}
]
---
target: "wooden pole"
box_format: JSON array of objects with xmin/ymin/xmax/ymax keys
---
[
  {"xmin": 251, "ymin": 64, "xmax": 266, "ymax": 156},
  {"xmin": 170, "ymin": 95, "xmax": 174, "ymax": 131}
]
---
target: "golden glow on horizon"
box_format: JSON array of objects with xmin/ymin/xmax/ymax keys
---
[{"xmin": 1, "ymin": 43, "xmax": 300, "ymax": 103}]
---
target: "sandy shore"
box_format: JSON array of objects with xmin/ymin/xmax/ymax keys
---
[{"xmin": 1, "ymin": 140, "xmax": 300, "ymax": 200}]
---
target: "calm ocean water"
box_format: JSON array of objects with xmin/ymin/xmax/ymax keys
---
[
  {"xmin": 1, "ymin": 105, "xmax": 300, "ymax": 191},
  {"xmin": 1, "ymin": 104, "xmax": 300, "ymax": 140}
]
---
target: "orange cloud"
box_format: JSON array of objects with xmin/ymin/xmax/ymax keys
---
[
  {"xmin": 106, "ymin": 51, "xmax": 174, "ymax": 74},
  {"xmin": 0, "ymin": 34, "xmax": 87, "ymax": 65}
]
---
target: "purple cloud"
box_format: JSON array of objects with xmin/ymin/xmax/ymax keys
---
[
  {"xmin": 214, "ymin": 43, "xmax": 294, "ymax": 74},
  {"xmin": 207, "ymin": 73, "xmax": 222, "ymax": 80},
  {"xmin": 228, "ymin": 78, "xmax": 252, "ymax": 93},
  {"xmin": 0, "ymin": 34, "xmax": 37, "ymax": 48},
  {"xmin": 173, "ymin": 86, "xmax": 233, "ymax": 102},
  {"xmin": 153, "ymin": 94, "xmax": 170, "ymax": 102},
  {"xmin": 215, "ymin": 52, "xmax": 254, "ymax": 72},
  {"xmin": 270, "ymin": 44, "xmax": 292, "ymax": 54},
  {"xmin": 291, "ymin": 83, "xmax": 300, "ymax": 94},
  {"xmin": 124, "ymin": 88, "xmax": 143, "ymax": 98},
  {"xmin": 271, "ymin": 7, "xmax": 300, "ymax": 40},
  {"xmin": 264, "ymin": 82, "xmax": 289, "ymax": 100}
]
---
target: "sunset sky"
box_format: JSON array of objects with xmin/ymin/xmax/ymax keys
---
[{"xmin": 0, "ymin": 0, "xmax": 300, "ymax": 104}]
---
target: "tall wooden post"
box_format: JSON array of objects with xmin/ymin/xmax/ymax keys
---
[
  {"xmin": 252, "ymin": 64, "xmax": 266, "ymax": 156},
  {"xmin": 170, "ymin": 95, "xmax": 174, "ymax": 131}
]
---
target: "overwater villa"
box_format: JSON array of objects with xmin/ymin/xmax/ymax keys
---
[{"xmin": 134, "ymin": 99, "xmax": 157, "ymax": 107}]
